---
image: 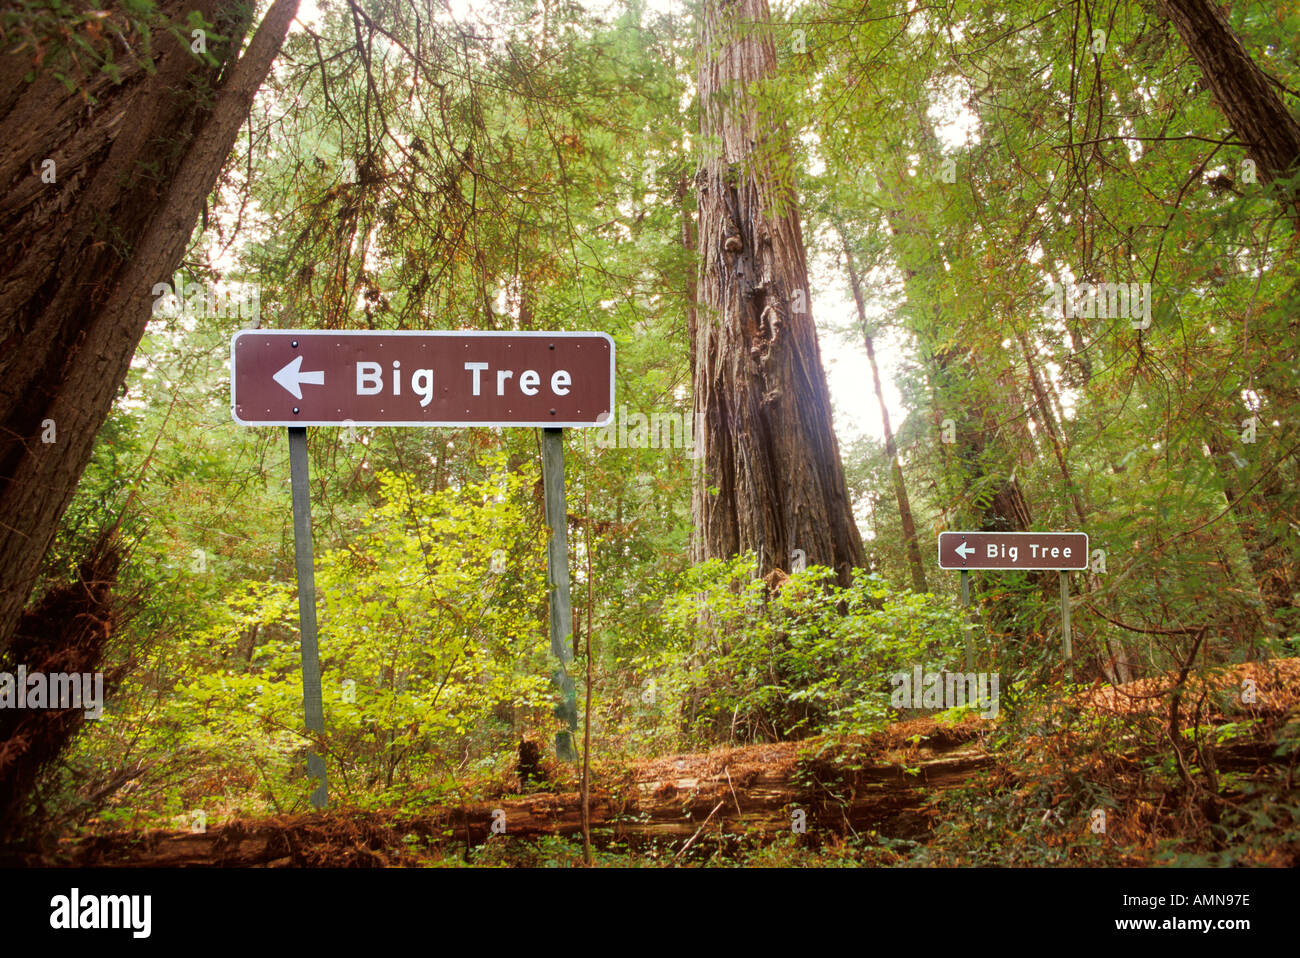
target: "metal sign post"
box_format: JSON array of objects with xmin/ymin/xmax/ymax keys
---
[
  {"xmin": 287, "ymin": 427, "xmax": 328, "ymax": 810},
  {"xmin": 938, "ymin": 531, "xmax": 1088, "ymax": 679},
  {"xmin": 960, "ymin": 569, "xmax": 974, "ymax": 670},
  {"xmin": 541, "ymin": 428, "xmax": 578, "ymax": 762},
  {"xmin": 233, "ymin": 329, "xmax": 614, "ymax": 806},
  {"xmin": 1060, "ymin": 570, "xmax": 1073, "ymax": 683}
]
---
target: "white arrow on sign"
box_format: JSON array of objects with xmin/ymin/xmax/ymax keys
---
[
  {"xmin": 954, "ymin": 540, "xmax": 974, "ymax": 561},
  {"xmin": 273, "ymin": 356, "xmax": 325, "ymax": 399}
]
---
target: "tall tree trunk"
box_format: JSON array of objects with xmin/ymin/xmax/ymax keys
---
[
  {"xmin": 692, "ymin": 0, "xmax": 865, "ymax": 584},
  {"xmin": 1160, "ymin": 0, "xmax": 1300, "ymax": 218},
  {"xmin": 837, "ymin": 228, "xmax": 926, "ymax": 593},
  {"xmin": 1206, "ymin": 432, "xmax": 1297, "ymax": 629},
  {"xmin": 0, "ymin": 0, "xmax": 300, "ymax": 648}
]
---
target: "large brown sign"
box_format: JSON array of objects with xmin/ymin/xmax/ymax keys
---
[
  {"xmin": 938, "ymin": 531, "xmax": 1089, "ymax": 570},
  {"xmin": 231, "ymin": 330, "xmax": 614, "ymax": 427}
]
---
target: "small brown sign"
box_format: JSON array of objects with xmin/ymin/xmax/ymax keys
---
[
  {"xmin": 231, "ymin": 330, "xmax": 614, "ymax": 428},
  {"xmin": 938, "ymin": 531, "xmax": 1089, "ymax": 570}
]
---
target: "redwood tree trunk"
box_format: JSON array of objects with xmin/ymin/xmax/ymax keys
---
[
  {"xmin": 1160, "ymin": 0, "xmax": 1300, "ymax": 214},
  {"xmin": 692, "ymin": 0, "xmax": 865, "ymax": 584},
  {"xmin": 1158, "ymin": 0, "xmax": 1300, "ymax": 632},
  {"xmin": 0, "ymin": 0, "xmax": 300, "ymax": 648}
]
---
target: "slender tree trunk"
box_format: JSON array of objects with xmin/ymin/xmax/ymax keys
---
[
  {"xmin": 0, "ymin": 0, "xmax": 300, "ymax": 648},
  {"xmin": 1012, "ymin": 328, "xmax": 1132, "ymax": 680},
  {"xmin": 692, "ymin": 0, "xmax": 865, "ymax": 584},
  {"xmin": 1013, "ymin": 328, "xmax": 1087, "ymax": 526},
  {"xmin": 837, "ymin": 229, "xmax": 926, "ymax": 593},
  {"xmin": 1206, "ymin": 433, "xmax": 1296, "ymax": 626}
]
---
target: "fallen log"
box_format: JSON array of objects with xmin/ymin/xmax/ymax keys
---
[
  {"xmin": 66, "ymin": 716, "xmax": 992, "ymax": 866},
  {"xmin": 48, "ymin": 657, "xmax": 1300, "ymax": 866}
]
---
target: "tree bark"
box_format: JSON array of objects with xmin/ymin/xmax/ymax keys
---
[
  {"xmin": 0, "ymin": 0, "xmax": 300, "ymax": 649},
  {"xmin": 1160, "ymin": 0, "xmax": 1300, "ymax": 217},
  {"xmin": 692, "ymin": 0, "xmax": 865, "ymax": 584}
]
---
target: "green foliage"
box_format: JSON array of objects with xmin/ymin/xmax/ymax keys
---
[
  {"xmin": 164, "ymin": 457, "xmax": 552, "ymax": 812},
  {"xmin": 644, "ymin": 555, "xmax": 964, "ymax": 744},
  {"xmin": 1, "ymin": 0, "xmax": 170, "ymax": 95}
]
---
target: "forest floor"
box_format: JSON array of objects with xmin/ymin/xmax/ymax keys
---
[{"xmin": 36, "ymin": 658, "xmax": 1300, "ymax": 867}]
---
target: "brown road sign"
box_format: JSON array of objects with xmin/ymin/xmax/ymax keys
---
[
  {"xmin": 231, "ymin": 329, "xmax": 614, "ymax": 428},
  {"xmin": 938, "ymin": 531, "xmax": 1089, "ymax": 570}
]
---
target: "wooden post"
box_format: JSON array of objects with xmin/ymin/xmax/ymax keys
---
[
  {"xmin": 287, "ymin": 427, "xmax": 327, "ymax": 809},
  {"xmin": 1060, "ymin": 570, "xmax": 1074, "ymax": 684},
  {"xmin": 541, "ymin": 428, "xmax": 579, "ymax": 762}
]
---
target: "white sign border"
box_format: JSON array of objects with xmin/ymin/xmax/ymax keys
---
[
  {"xmin": 230, "ymin": 328, "xmax": 616, "ymax": 429},
  {"xmin": 937, "ymin": 530, "xmax": 1090, "ymax": 571}
]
